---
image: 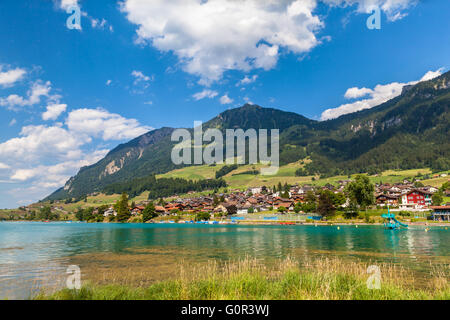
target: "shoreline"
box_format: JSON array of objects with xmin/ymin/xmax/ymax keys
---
[{"xmin": 3, "ymin": 220, "xmax": 449, "ymax": 227}]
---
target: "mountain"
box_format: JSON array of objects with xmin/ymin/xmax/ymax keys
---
[{"xmin": 46, "ymin": 71, "xmax": 450, "ymax": 200}]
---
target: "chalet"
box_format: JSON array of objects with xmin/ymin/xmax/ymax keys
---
[
  {"xmin": 103, "ymin": 207, "xmax": 116, "ymax": 217},
  {"xmin": 213, "ymin": 204, "xmax": 227, "ymax": 214},
  {"xmin": 154, "ymin": 206, "xmax": 167, "ymax": 215},
  {"xmin": 400, "ymin": 189, "xmax": 432, "ymax": 209},
  {"xmin": 430, "ymin": 205, "xmax": 450, "ymax": 221},
  {"xmin": 131, "ymin": 206, "xmax": 145, "ymax": 215},
  {"xmin": 376, "ymin": 194, "xmax": 399, "ymax": 206}
]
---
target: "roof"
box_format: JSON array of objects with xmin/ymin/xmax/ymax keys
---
[{"xmin": 430, "ymin": 206, "xmax": 450, "ymax": 210}]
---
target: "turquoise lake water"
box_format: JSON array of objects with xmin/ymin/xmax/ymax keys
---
[{"xmin": 0, "ymin": 222, "xmax": 449, "ymax": 299}]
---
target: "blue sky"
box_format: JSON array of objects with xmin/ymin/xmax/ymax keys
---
[{"xmin": 0, "ymin": 0, "xmax": 448, "ymax": 208}]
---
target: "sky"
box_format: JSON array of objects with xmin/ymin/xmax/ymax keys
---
[{"xmin": 0, "ymin": 0, "xmax": 448, "ymax": 208}]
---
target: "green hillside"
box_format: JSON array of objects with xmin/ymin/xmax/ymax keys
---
[{"xmin": 45, "ymin": 71, "xmax": 450, "ymax": 201}]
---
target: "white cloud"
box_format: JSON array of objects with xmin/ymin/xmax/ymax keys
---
[
  {"xmin": 6, "ymin": 149, "xmax": 109, "ymax": 207},
  {"xmin": 420, "ymin": 69, "xmax": 444, "ymax": 82},
  {"xmin": 324, "ymin": 0, "xmax": 417, "ymax": 21},
  {"xmin": 237, "ymin": 75, "xmax": 258, "ymax": 86},
  {"xmin": 42, "ymin": 103, "xmax": 67, "ymax": 121},
  {"xmin": 0, "ymin": 125, "xmax": 87, "ymax": 163},
  {"xmin": 121, "ymin": 0, "xmax": 417, "ymax": 85},
  {"xmin": 8, "ymin": 118, "xmax": 17, "ymax": 127},
  {"xmin": 66, "ymin": 108, "xmax": 151, "ymax": 140},
  {"xmin": 106, "ymin": 79, "xmax": 112, "ymax": 86},
  {"xmin": 131, "ymin": 70, "xmax": 152, "ymax": 83},
  {"xmin": 0, "ymin": 80, "xmax": 54, "ymax": 110},
  {"xmin": 0, "ymin": 66, "xmax": 26, "ymax": 87},
  {"xmin": 193, "ymin": 89, "xmax": 219, "ymax": 101},
  {"xmin": 220, "ymin": 94, "xmax": 234, "ymax": 105},
  {"xmin": 59, "ymin": 0, "xmax": 79, "ymax": 10},
  {"xmin": 91, "ymin": 18, "xmax": 106, "ymax": 29},
  {"xmin": 344, "ymin": 87, "xmax": 373, "ymax": 99},
  {"xmin": 320, "ymin": 68, "xmax": 443, "ymax": 120},
  {"xmin": 121, "ymin": 0, "xmax": 323, "ymax": 85},
  {"xmin": 0, "ymin": 162, "xmax": 10, "ymax": 169}
]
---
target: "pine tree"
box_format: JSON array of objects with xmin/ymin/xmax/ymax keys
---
[
  {"xmin": 115, "ymin": 193, "xmax": 130, "ymax": 222},
  {"xmin": 143, "ymin": 202, "xmax": 157, "ymax": 222}
]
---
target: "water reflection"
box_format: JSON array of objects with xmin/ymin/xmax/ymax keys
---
[{"xmin": 0, "ymin": 222, "xmax": 448, "ymax": 299}]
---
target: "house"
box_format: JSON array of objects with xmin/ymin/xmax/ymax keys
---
[
  {"xmin": 103, "ymin": 207, "xmax": 116, "ymax": 217},
  {"xmin": 131, "ymin": 206, "xmax": 145, "ymax": 215},
  {"xmin": 213, "ymin": 204, "xmax": 228, "ymax": 214},
  {"xmin": 400, "ymin": 189, "xmax": 431, "ymax": 209},
  {"xmin": 154, "ymin": 206, "xmax": 167, "ymax": 215},
  {"xmin": 430, "ymin": 205, "xmax": 450, "ymax": 221},
  {"xmin": 376, "ymin": 194, "xmax": 399, "ymax": 206}
]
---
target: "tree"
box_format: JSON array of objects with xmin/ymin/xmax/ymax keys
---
[
  {"xmin": 195, "ymin": 212, "xmax": 211, "ymax": 221},
  {"xmin": 225, "ymin": 204, "xmax": 237, "ymax": 215},
  {"xmin": 345, "ymin": 175, "xmax": 375, "ymax": 210},
  {"xmin": 213, "ymin": 195, "xmax": 219, "ymax": 206},
  {"xmin": 281, "ymin": 190, "xmax": 290, "ymax": 198},
  {"xmin": 115, "ymin": 193, "xmax": 130, "ymax": 222},
  {"xmin": 432, "ymin": 192, "xmax": 444, "ymax": 206},
  {"xmin": 317, "ymin": 190, "xmax": 336, "ymax": 218},
  {"xmin": 277, "ymin": 206, "xmax": 287, "ymax": 213},
  {"xmin": 82, "ymin": 207, "xmax": 94, "ymax": 221},
  {"xmin": 75, "ymin": 208, "xmax": 84, "ymax": 221},
  {"xmin": 142, "ymin": 202, "xmax": 157, "ymax": 222},
  {"xmin": 294, "ymin": 202, "xmax": 302, "ymax": 213},
  {"xmin": 332, "ymin": 192, "xmax": 346, "ymax": 208},
  {"xmin": 38, "ymin": 206, "xmax": 52, "ymax": 220}
]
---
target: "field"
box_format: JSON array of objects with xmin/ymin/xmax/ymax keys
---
[{"xmin": 158, "ymin": 163, "xmax": 445, "ymax": 190}]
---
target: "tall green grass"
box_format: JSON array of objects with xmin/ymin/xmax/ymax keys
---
[{"xmin": 34, "ymin": 257, "xmax": 449, "ymax": 300}]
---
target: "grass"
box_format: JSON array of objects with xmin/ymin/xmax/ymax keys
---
[{"xmin": 34, "ymin": 256, "xmax": 449, "ymax": 300}]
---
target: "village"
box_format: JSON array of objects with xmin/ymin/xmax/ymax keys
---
[{"xmin": 95, "ymin": 177, "xmax": 450, "ymax": 223}]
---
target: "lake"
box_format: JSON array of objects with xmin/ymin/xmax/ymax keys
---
[{"xmin": 0, "ymin": 222, "xmax": 449, "ymax": 299}]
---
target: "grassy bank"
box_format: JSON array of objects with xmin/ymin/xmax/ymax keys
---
[{"xmin": 35, "ymin": 257, "xmax": 449, "ymax": 300}]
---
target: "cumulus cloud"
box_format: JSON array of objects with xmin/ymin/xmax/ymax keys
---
[
  {"xmin": 220, "ymin": 94, "xmax": 234, "ymax": 105},
  {"xmin": 193, "ymin": 89, "xmax": 219, "ymax": 101},
  {"xmin": 121, "ymin": 1, "xmax": 418, "ymax": 85},
  {"xmin": 237, "ymin": 75, "xmax": 258, "ymax": 86},
  {"xmin": 121, "ymin": 0, "xmax": 323, "ymax": 85},
  {"xmin": 0, "ymin": 125, "xmax": 87, "ymax": 163},
  {"xmin": 0, "ymin": 80, "xmax": 55, "ymax": 110},
  {"xmin": 10, "ymin": 150, "xmax": 108, "ymax": 183},
  {"xmin": 59, "ymin": 0, "xmax": 79, "ymax": 10},
  {"xmin": 0, "ymin": 66, "xmax": 26, "ymax": 87},
  {"xmin": 42, "ymin": 103, "xmax": 67, "ymax": 121},
  {"xmin": 6, "ymin": 149, "xmax": 109, "ymax": 207},
  {"xmin": 131, "ymin": 70, "xmax": 152, "ymax": 83},
  {"xmin": 66, "ymin": 108, "xmax": 151, "ymax": 140},
  {"xmin": 320, "ymin": 68, "xmax": 444, "ymax": 120}
]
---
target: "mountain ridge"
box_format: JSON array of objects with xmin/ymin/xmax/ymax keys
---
[{"xmin": 46, "ymin": 71, "xmax": 450, "ymax": 200}]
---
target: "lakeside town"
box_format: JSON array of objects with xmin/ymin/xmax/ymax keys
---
[{"xmin": 9, "ymin": 173, "xmax": 450, "ymax": 224}]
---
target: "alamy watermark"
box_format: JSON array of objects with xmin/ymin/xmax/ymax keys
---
[
  {"xmin": 66, "ymin": 265, "xmax": 81, "ymax": 290},
  {"xmin": 66, "ymin": 5, "xmax": 81, "ymax": 30},
  {"xmin": 366, "ymin": 6, "xmax": 381, "ymax": 30},
  {"xmin": 171, "ymin": 121, "xmax": 280, "ymax": 175},
  {"xmin": 366, "ymin": 265, "xmax": 381, "ymax": 289}
]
